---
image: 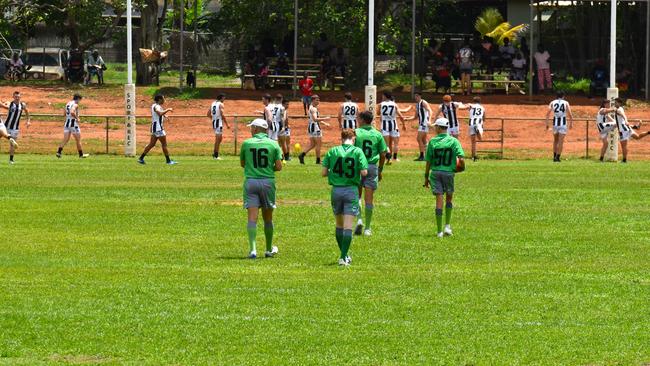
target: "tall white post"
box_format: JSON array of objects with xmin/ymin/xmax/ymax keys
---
[
  {"xmin": 646, "ymin": 0, "xmax": 649, "ymax": 101},
  {"xmin": 292, "ymin": 0, "xmax": 298, "ymax": 99},
  {"xmin": 411, "ymin": 0, "xmax": 415, "ymax": 98},
  {"xmin": 124, "ymin": 0, "xmax": 136, "ymax": 157},
  {"xmin": 605, "ymin": 0, "xmax": 619, "ymax": 162},
  {"xmin": 365, "ymin": 0, "xmax": 377, "ymax": 115},
  {"xmin": 179, "ymin": 0, "xmax": 185, "ymax": 89}
]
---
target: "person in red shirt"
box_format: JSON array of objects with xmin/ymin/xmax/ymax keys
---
[{"xmin": 298, "ymin": 72, "xmax": 314, "ymax": 115}]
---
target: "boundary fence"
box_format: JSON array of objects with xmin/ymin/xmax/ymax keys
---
[{"xmin": 13, "ymin": 114, "xmax": 650, "ymax": 159}]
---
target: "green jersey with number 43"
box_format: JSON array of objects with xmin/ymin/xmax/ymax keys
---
[
  {"xmin": 425, "ymin": 133, "xmax": 465, "ymax": 173},
  {"xmin": 323, "ymin": 144, "xmax": 369, "ymax": 187},
  {"xmin": 354, "ymin": 125, "xmax": 388, "ymax": 164},
  {"xmin": 240, "ymin": 133, "xmax": 283, "ymax": 179}
]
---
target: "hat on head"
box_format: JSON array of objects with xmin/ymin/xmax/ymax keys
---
[
  {"xmin": 434, "ymin": 118, "xmax": 449, "ymax": 128},
  {"xmin": 248, "ymin": 118, "xmax": 268, "ymax": 129}
]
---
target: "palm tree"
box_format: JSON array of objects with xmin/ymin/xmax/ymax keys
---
[{"xmin": 475, "ymin": 8, "xmax": 528, "ymax": 45}]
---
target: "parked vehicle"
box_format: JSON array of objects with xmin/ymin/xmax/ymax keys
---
[{"xmin": 23, "ymin": 48, "xmax": 68, "ymax": 80}]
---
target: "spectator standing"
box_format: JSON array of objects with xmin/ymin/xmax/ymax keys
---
[
  {"xmin": 499, "ymin": 38, "xmax": 516, "ymax": 67},
  {"xmin": 456, "ymin": 36, "xmax": 474, "ymax": 95},
  {"xmin": 589, "ymin": 59, "xmax": 608, "ymax": 98},
  {"xmin": 534, "ymin": 44, "xmax": 552, "ymax": 92},
  {"xmin": 298, "ymin": 72, "xmax": 314, "ymax": 116}
]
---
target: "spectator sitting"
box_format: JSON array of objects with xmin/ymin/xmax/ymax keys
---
[
  {"xmin": 85, "ymin": 49, "xmax": 106, "ymax": 85},
  {"xmin": 8, "ymin": 52, "xmax": 24, "ymax": 71},
  {"xmin": 499, "ymin": 37, "xmax": 516, "ymax": 67},
  {"xmin": 275, "ymin": 54, "xmax": 290, "ymax": 75},
  {"xmin": 319, "ymin": 55, "xmax": 336, "ymax": 90},
  {"xmin": 313, "ymin": 33, "xmax": 332, "ymax": 60},
  {"xmin": 589, "ymin": 59, "xmax": 608, "ymax": 98}
]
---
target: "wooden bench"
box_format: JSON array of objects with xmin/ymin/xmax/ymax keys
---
[{"xmin": 471, "ymin": 79, "xmax": 525, "ymax": 95}]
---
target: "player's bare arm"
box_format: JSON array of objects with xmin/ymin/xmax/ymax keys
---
[
  {"xmin": 0, "ymin": 101, "xmax": 9, "ymax": 110},
  {"xmin": 274, "ymin": 159, "xmax": 283, "ymax": 172},
  {"xmin": 337, "ymin": 106, "xmax": 343, "ymax": 128},
  {"xmin": 396, "ymin": 109, "xmax": 407, "ymax": 130},
  {"xmin": 378, "ymin": 153, "xmax": 386, "ymax": 181},
  {"xmin": 456, "ymin": 157, "xmax": 466, "ymax": 172},
  {"xmin": 424, "ymin": 161, "xmax": 431, "ymax": 188},
  {"xmin": 545, "ymin": 107, "xmax": 552, "ymax": 130},
  {"xmin": 321, "ymin": 167, "xmax": 329, "ymax": 177},
  {"xmin": 434, "ymin": 106, "xmax": 443, "ymax": 119},
  {"xmin": 221, "ymin": 104, "xmax": 230, "ymax": 128},
  {"xmin": 567, "ymin": 104, "xmax": 574, "ymax": 129},
  {"xmin": 24, "ymin": 104, "xmax": 31, "ymax": 127},
  {"xmin": 399, "ymin": 105, "xmax": 412, "ymax": 113},
  {"xmin": 424, "ymin": 101, "xmax": 433, "ymax": 126}
]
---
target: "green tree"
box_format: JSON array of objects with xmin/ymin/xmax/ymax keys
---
[{"xmin": 475, "ymin": 8, "xmax": 527, "ymax": 46}]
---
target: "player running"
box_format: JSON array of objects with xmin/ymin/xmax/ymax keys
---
[
  {"xmin": 378, "ymin": 91, "xmax": 406, "ymax": 163},
  {"xmin": 299, "ymin": 94, "xmax": 330, "ymax": 164},
  {"xmin": 0, "ymin": 91, "xmax": 30, "ymax": 164},
  {"xmin": 138, "ymin": 94, "xmax": 177, "ymax": 165},
  {"xmin": 241, "ymin": 118, "xmax": 283, "ymax": 259},
  {"xmin": 612, "ymin": 98, "xmax": 650, "ymax": 163},
  {"xmin": 424, "ymin": 118, "xmax": 465, "ymax": 238},
  {"xmin": 596, "ymin": 100, "xmax": 617, "ymax": 162},
  {"xmin": 404, "ymin": 92, "xmax": 432, "ymax": 161},
  {"xmin": 466, "ymin": 96, "xmax": 486, "ymax": 162},
  {"xmin": 322, "ymin": 128, "xmax": 368, "ymax": 266},
  {"xmin": 208, "ymin": 93, "xmax": 230, "ymax": 160},
  {"xmin": 56, "ymin": 94, "xmax": 89, "ymax": 159},
  {"xmin": 279, "ymin": 99, "xmax": 292, "ymax": 161},
  {"xmin": 434, "ymin": 95, "xmax": 464, "ymax": 138},
  {"xmin": 545, "ymin": 91, "xmax": 573, "ymax": 162},
  {"xmin": 338, "ymin": 92, "xmax": 359, "ymax": 130},
  {"xmin": 354, "ymin": 111, "xmax": 387, "ymax": 236}
]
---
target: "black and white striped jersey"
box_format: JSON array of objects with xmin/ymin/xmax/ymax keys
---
[
  {"xmin": 5, "ymin": 101, "xmax": 25, "ymax": 130},
  {"xmin": 596, "ymin": 108, "xmax": 614, "ymax": 133},
  {"xmin": 614, "ymin": 107, "xmax": 631, "ymax": 133},
  {"xmin": 211, "ymin": 101, "xmax": 223, "ymax": 129},
  {"xmin": 341, "ymin": 101, "xmax": 358, "ymax": 129},
  {"xmin": 151, "ymin": 103, "xmax": 165, "ymax": 133},
  {"xmin": 416, "ymin": 100, "xmax": 429, "ymax": 127},
  {"xmin": 468, "ymin": 103, "xmax": 484, "ymax": 126},
  {"xmin": 549, "ymin": 99, "xmax": 570, "ymax": 126},
  {"xmin": 64, "ymin": 101, "xmax": 79, "ymax": 128},
  {"xmin": 441, "ymin": 102, "xmax": 460, "ymax": 128}
]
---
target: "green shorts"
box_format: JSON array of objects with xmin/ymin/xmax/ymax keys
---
[
  {"xmin": 243, "ymin": 178, "xmax": 276, "ymax": 209},
  {"xmin": 429, "ymin": 171, "xmax": 455, "ymax": 195},
  {"xmin": 330, "ymin": 186, "xmax": 360, "ymax": 216}
]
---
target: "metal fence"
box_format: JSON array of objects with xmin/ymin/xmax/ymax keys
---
[{"xmin": 3, "ymin": 114, "xmax": 648, "ymax": 160}]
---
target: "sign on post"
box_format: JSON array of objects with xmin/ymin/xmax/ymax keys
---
[
  {"xmin": 604, "ymin": 87, "xmax": 619, "ymax": 162},
  {"xmin": 125, "ymin": 84, "xmax": 137, "ymax": 157},
  {"xmin": 365, "ymin": 85, "xmax": 377, "ymax": 117}
]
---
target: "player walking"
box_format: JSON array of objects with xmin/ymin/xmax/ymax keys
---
[
  {"xmin": 612, "ymin": 98, "xmax": 650, "ymax": 163},
  {"xmin": 466, "ymin": 96, "xmax": 486, "ymax": 162},
  {"xmin": 434, "ymin": 95, "xmax": 464, "ymax": 138},
  {"xmin": 279, "ymin": 99, "xmax": 292, "ymax": 161},
  {"xmin": 268, "ymin": 94, "xmax": 285, "ymax": 142},
  {"xmin": 404, "ymin": 92, "xmax": 432, "ymax": 161},
  {"xmin": 378, "ymin": 91, "xmax": 406, "ymax": 163},
  {"xmin": 138, "ymin": 94, "xmax": 177, "ymax": 165},
  {"xmin": 241, "ymin": 118, "xmax": 283, "ymax": 258},
  {"xmin": 545, "ymin": 91, "xmax": 573, "ymax": 162},
  {"xmin": 596, "ymin": 100, "xmax": 617, "ymax": 162},
  {"xmin": 338, "ymin": 92, "xmax": 359, "ymax": 130},
  {"xmin": 208, "ymin": 93, "xmax": 230, "ymax": 160},
  {"xmin": 322, "ymin": 128, "xmax": 368, "ymax": 266},
  {"xmin": 56, "ymin": 94, "xmax": 89, "ymax": 159},
  {"xmin": 0, "ymin": 91, "xmax": 29, "ymax": 164},
  {"xmin": 424, "ymin": 118, "xmax": 465, "ymax": 238},
  {"xmin": 299, "ymin": 95, "xmax": 330, "ymax": 164},
  {"xmin": 354, "ymin": 111, "xmax": 387, "ymax": 236}
]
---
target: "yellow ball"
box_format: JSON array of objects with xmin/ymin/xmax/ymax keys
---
[{"xmin": 293, "ymin": 143, "xmax": 302, "ymax": 153}]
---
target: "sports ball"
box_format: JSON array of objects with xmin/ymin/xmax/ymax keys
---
[
  {"xmin": 456, "ymin": 157, "xmax": 465, "ymax": 173},
  {"xmin": 293, "ymin": 143, "xmax": 302, "ymax": 153}
]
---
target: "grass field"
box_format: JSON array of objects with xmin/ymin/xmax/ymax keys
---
[{"xmin": 1, "ymin": 156, "xmax": 649, "ymax": 365}]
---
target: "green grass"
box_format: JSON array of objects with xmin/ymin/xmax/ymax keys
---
[{"xmin": 1, "ymin": 156, "xmax": 649, "ymax": 365}]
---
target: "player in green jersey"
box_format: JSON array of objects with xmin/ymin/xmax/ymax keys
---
[
  {"xmin": 240, "ymin": 119, "xmax": 284, "ymax": 259},
  {"xmin": 322, "ymin": 129, "xmax": 369, "ymax": 266},
  {"xmin": 424, "ymin": 118, "xmax": 465, "ymax": 238},
  {"xmin": 353, "ymin": 111, "xmax": 387, "ymax": 236}
]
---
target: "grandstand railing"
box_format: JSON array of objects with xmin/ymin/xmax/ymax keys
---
[{"xmin": 18, "ymin": 114, "xmax": 649, "ymax": 159}]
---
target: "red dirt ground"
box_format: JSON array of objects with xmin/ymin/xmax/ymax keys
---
[{"xmin": 1, "ymin": 85, "xmax": 649, "ymax": 159}]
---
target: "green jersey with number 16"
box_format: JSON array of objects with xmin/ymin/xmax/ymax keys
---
[
  {"xmin": 354, "ymin": 125, "xmax": 388, "ymax": 165},
  {"xmin": 323, "ymin": 143, "xmax": 369, "ymax": 187},
  {"xmin": 240, "ymin": 133, "xmax": 283, "ymax": 179},
  {"xmin": 425, "ymin": 133, "xmax": 465, "ymax": 174}
]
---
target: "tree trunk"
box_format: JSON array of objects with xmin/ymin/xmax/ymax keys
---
[
  {"xmin": 67, "ymin": 8, "xmax": 80, "ymax": 49},
  {"xmin": 136, "ymin": 0, "xmax": 159, "ymax": 85}
]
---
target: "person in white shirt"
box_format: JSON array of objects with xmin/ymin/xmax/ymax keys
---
[
  {"xmin": 207, "ymin": 93, "xmax": 230, "ymax": 160},
  {"xmin": 611, "ymin": 98, "xmax": 650, "ymax": 163},
  {"xmin": 138, "ymin": 94, "xmax": 177, "ymax": 165},
  {"xmin": 545, "ymin": 91, "xmax": 573, "ymax": 162},
  {"xmin": 456, "ymin": 36, "xmax": 474, "ymax": 96},
  {"xmin": 534, "ymin": 44, "xmax": 552, "ymax": 92},
  {"xmin": 85, "ymin": 50, "xmax": 106, "ymax": 85}
]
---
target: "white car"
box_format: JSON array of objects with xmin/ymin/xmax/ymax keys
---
[{"xmin": 24, "ymin": 48, "xmax": 68, "ymax": 80}]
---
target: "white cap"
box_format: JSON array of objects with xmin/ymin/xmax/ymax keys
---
[
  {"xmin": 434, "ymin": 118, "xmax": 449, "ymax": 127},
  {"xmin": 247, "ymin": 118, "xmax": 268, "ymax": 129}
]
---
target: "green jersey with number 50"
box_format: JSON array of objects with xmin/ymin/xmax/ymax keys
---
[
  {"xmin": 425, "ymin": 133, "xmax": 465, "ymax": 173},
  {"xmin": 323, "ymin": 144, "xmax": 369, "ymax": 187},
  {"xmin": 354, "ymin": 125, "xmax": 388, "ymax": 165},
  {"xmin": 240, "ymin": 133, "xmax": 283, "ymax": 179}
]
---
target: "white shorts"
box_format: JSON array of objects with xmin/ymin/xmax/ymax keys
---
[
  {"xmin": 64, "ymin": 126, "xmax": 81, "ymax": 134},
  {"xmin": 8, "ymin": 129, "xmax": 19, "ymax": 139},
  {"xmin": 381, "ymin": 129, "xmax": 400, "ymax": 138},
  {"xmin": 619, "ymin": 129, "xmax": 633, "ymax": 142},
  {"xmin": 598, "ymin": 124, "xmax": 616, "ymax": 140},
  {"xmin": 308, "ymin": 123, "xmax": 322, "ymax": 138},
  {"xmin": 0, "ymin": 122, "xmax": 6, "ymax": 135},
  {"xmin": 279, "ymin": 128, "xmax": 290, "ymax": 137},
  {"xmin": 381, "ymin": 120, "xmax": 400, "ymax": 138},
  {"xmin": 214, "ymin": 126, "xmax": 223, "ymax": 135},
  {"xmin": 553, "ymin": 126, "xmax": 568, "ymax": 135},
  {"xmin": 152, "ymin": 130, "xmax": 166, "ymax": 138},
  {"xmin": 268, "ymin": 129, "xmax": 279, "ymax": 141},
  {"xmin": 469, "ymin": 124, "xmax": 483, "ymax": 136},
  {"xmin": 418, "ymin": 125, "xmax": 429, "ymax": 133},
  {"xmin": 448, "ymin": 126, "xmax": 460, "ymax": 136},
  {"xmin": 308, "ymin": 130, "xmax": 322, "ymax": 138}
]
